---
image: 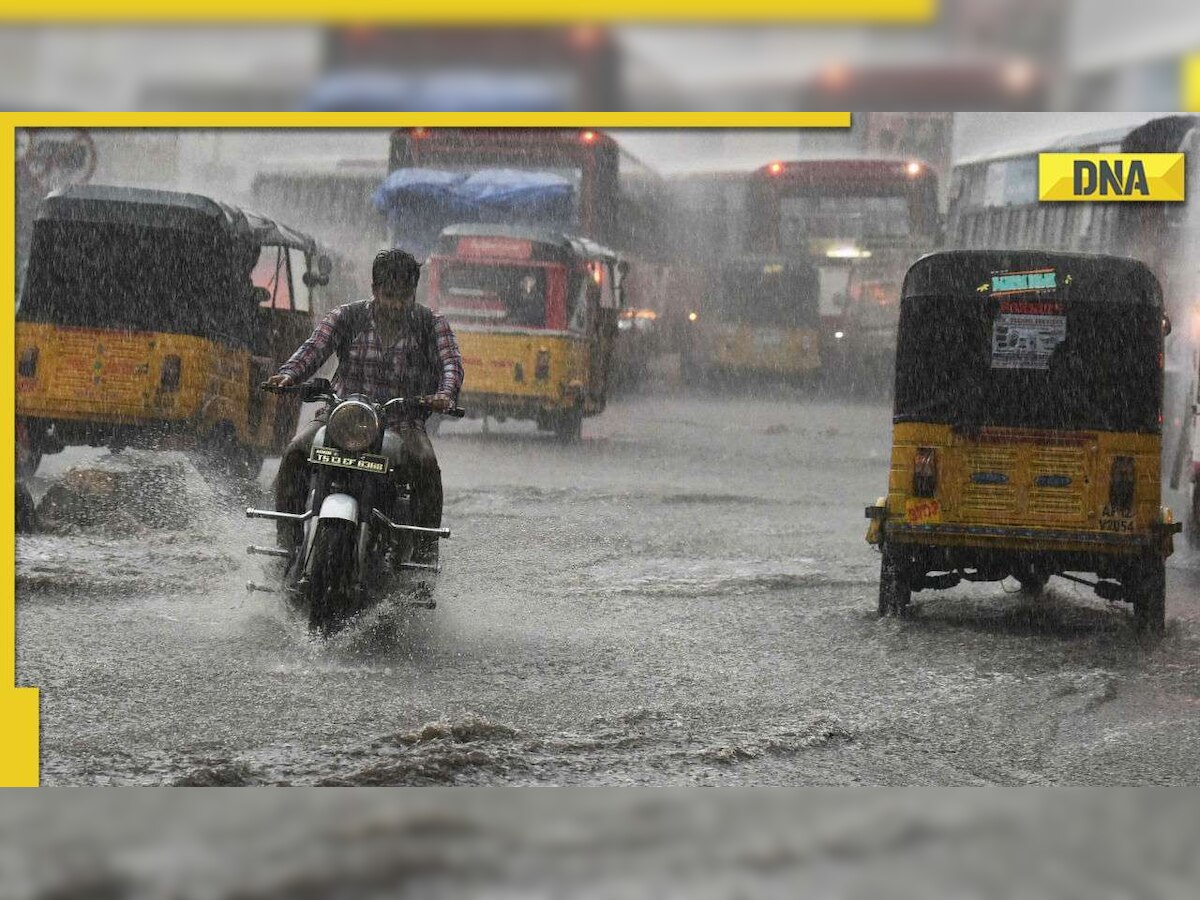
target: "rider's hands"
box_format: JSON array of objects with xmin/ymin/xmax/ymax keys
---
[
  {"xmin": 265, "ymin": 373, "xmax": 294, "ymax": 390},
  {"xmin": 423, "ymin": 394, "xmax": 455, "ymax": 413}
]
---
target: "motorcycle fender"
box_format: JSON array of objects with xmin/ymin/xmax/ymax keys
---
[
  {"xmin": 310, "ymin": 426, "xmax": 328, "ymax": 451},
  {"xmin": 318, "ymin": 493, "xmax": 359, "ymax": 523}
]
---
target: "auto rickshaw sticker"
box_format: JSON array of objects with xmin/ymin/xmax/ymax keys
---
[
  {"xmin": 989, "ymin": 268, "xmax": 1057, "ymax": 296},
  {"xmin": 989, "ymin": 273, "xmax": 1066, "ymax": 371},
  {"xmin": 991, "ymin": 313, "xmax": 1066, "ymax": 369},
  {"xmin": 905, "ymin": 498, "xmax": 941, "ymax": 524}
]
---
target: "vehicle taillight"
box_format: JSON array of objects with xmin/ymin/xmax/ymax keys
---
[
  {"xmin": 580, "ymin": 130, "xmax": 597, "ymax": 144},
  {"xmin": 768, "ymin": 161, "xmax": 784, "ymax": 175},
  {"xmin": 160, "ymin": 355, "xmax": 182, "ymax": 392},
  {"xmin": 535, "ymin": 349, "xmax": 551, "ymax": 381},
  {"xmin": 410, "ymin": 127, "xmax": 430, "ymax": 139},
  {"xmin": 913, "ymin": 447, "xmax": 938, "ymax": 498},
  {"xmin": 1109, "ymin": 456, "xmax": 1135, "ymax": 512},
  {"xmin": 18, "ymin": 347, "xmax": 38, "ymax": 378}
]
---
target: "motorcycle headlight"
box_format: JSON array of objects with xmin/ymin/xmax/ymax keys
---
[{"xmin": 326, "ymin": 400, "xmax": 379, "ymax": 453}]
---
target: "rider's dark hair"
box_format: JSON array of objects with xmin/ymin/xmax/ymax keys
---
[{"xmin": 372, "ymin": 248, "xmax": 421, "ymax": 293}]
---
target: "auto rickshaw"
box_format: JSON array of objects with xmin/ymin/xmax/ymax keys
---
[
  {"xmin": 427, "ymin": 223, "xmax": 626, "ymax": 441},
  {"xmin": 16, "ymin": 185, "xmax": 328, "ymax": 476},
  {"xmin": 680, "ymin": 256, "xmax": 821, "ymax": 386},
  {"xmin": 866, "ymin": 251, "xmax": 1182, "ymax": 635}
]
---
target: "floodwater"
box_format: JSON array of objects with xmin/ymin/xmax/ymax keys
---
[{"xmin": 15, "ymin": 387, "xmax": 1200, "ymax": 786}]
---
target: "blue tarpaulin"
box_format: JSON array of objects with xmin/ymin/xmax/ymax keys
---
[{"xmin": 372, "ymin": 168, "xmax": 577, "ymax": 258}]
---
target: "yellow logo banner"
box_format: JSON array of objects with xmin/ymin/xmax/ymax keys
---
[{"xmin": 1038, "ymin": 153, "xmax": 1185, "ymax": 202}]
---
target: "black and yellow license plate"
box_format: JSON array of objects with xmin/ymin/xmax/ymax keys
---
[{"xmin": 308, "ymin": 446, "xmax": 390, "ymax": 474}]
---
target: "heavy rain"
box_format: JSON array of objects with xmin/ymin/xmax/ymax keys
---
[{"xmin": 13, "ymin": 116, "xmax": 1200, "ymax": 785}]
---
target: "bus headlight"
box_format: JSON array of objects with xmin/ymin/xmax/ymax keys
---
[{"xmin": 326, "ymin": 400, "xmax": 379, "ymax": 453}]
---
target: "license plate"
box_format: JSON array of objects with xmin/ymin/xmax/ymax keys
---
[{"xmin": 308, "ymin": 447, "xmax": 390, "ymax": 474}]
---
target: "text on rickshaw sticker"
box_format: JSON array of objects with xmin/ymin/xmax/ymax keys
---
[
  {"xmin": 990, "ymin": 269, "xmax": 1056, "ymax": 295},
  {"xmin": 991, "ymin": 313, "xmax": 1067, "ymax": 369},
  {"xmin": 905, "ymin": 498, "xmax": 941, "ymax": 524}
]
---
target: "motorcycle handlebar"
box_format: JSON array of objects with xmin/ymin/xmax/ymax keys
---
[{"xmin": 260, "ymin": 382, "xmax": 466, "ymax": 417}]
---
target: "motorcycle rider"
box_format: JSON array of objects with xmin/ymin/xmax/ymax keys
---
[{"xmin": 265, "ymin": 249, "xmax": 464, "ymax": 564}]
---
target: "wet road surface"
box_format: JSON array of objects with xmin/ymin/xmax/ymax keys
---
[{"xmin": 16, "ymin": 390, "xmax": 1200, "ymax": 784}]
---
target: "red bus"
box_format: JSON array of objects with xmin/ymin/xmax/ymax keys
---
[{"xmin": 745, "ymin": 158, "xmax": 942, "ymax": 388}]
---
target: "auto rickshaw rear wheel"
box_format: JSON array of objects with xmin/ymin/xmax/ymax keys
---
[
  {"xmin": 1129, "ymin": 555, "xmax": 1166, "ymax": 638},
  {"xmin": 878, "ymin": 545, "xmax": 912, "ymax": 617}
]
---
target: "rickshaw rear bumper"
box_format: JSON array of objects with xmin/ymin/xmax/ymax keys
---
[{"xmin": 882, "ymin": 520, "xmax": 1178, "ymax": 555}]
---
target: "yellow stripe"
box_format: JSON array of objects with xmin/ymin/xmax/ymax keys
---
[
  {"xmin": 1186, "ymin": 54, "xmax": 1200, "ymax": 113},
  {"xmin": 0, "ymin": 2, "xmax": 935, "ymax": 23},
  {"xmin": 1, "ymin": 120, "xmax": 40, "ymax": 786}
]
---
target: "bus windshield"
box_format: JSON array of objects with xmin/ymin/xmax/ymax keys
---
[
  {"xmin": 780, "ymin": 192, "xmax": 913, "ymax": 246},
  {"xmin": 894, "ymin": 295, "xmax": 1162, "ymax": 432},
  {"xmin": 18, "ymin": 221, "xmax": 253, "ymax": 344},
  {"xmin": 714, "ymin": 265, "xmax": 818, "ymax": 328},
  {"xmin": 437, "ymin": 261, "xmax": 552, "ymax": 328}
]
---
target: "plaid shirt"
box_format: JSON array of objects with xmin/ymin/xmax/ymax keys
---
[{"xmin": 279, "ymin": 301, "xmax": 464, "ymax": 407}]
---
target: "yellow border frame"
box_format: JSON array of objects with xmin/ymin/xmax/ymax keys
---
[
  {"xmin": 1186, "ymin": 54, "xmax": 1200, "ymax": 113},
  {"xmin": 1, "ymin": 111, "xmax": 849, "ymax": 787},
  {"xmin": 0, "ymin": 2, "xmax": 935, "ymax": 23}
]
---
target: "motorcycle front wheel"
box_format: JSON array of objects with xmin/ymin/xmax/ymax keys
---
[{"xmin": 307, "ymin": 519, "xmax": 358, "ymax": 636}]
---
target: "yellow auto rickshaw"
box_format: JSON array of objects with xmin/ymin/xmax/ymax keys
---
[
  {"xmin": 428, "ymin": 224, "xmax": 626, "ymax": 441},
  {"xmin": 16, "ymin": 184, "xmax": 329, "ymax": 477},
  {"xmin": 680, "ymin": 256, "xmax": 821, "ymax": 386},
  {"xmin": 866, "ymin": 251, "xmax": 1182, "ymax": 635}
]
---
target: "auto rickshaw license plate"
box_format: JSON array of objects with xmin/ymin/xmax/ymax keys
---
[
  {"xmin": 309, "ymin": 447, "xmax": 390, "ymax": 474},
  {"xmin": 905, "ymin": 498, "xmax": 941, "ymax": 524}
]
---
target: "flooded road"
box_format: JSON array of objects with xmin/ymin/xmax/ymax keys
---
[{"xmin": 16, "ymin": 390, "xmax": 1200, "ymax": 785}]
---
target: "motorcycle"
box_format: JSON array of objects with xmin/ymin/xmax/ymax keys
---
[{"xmin": 246, "ymin": 377, "xmax": 465, "ymax": 635}]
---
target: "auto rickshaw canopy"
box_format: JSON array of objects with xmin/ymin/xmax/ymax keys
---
[
  {"xmin": 18, "ymin": 185, "xmax": 320, "ymax": 347},
  {"xmin": 894, "ymin": 250, "xmax": 1164, "ymax": 434}
]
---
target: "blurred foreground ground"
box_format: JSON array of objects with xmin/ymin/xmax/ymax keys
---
[{"xmin": 1, "ymin": 789, "xmax": 1198, "ymax": 899}]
